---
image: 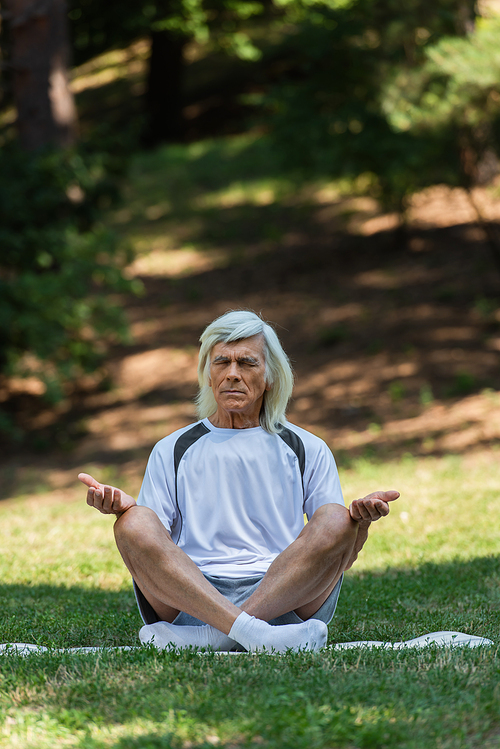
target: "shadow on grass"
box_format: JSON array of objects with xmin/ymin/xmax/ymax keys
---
[
  {"xmin": 0, "ymin": 583, "xmax": 141, "ymax": 648},
  {"xmin": 1, "ymin": 557, "xmax": 499, "ymax": 749},
  {"xmin": 1, "ymin": 555, "xmax": 498, "ymax": 650},
  {"xmin": 334, "ymin": 554, "xmax": 500, "ymax": 644}
]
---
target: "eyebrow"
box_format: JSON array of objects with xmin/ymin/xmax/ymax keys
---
[{"xmin": 212, "ymin": 354, "xmax": 260, "ymax": 365}]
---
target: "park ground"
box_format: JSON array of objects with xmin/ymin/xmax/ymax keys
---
[
  {"xmin": 1, "ymin": 134, "xmax": 500, "ymax": 499},
  {"xmin": 1, "ymin": 44, "xmax": 500, "ymax": 749}
]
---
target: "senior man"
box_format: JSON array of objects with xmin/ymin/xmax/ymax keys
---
[{"xmin": 79, "ymin": 310, "xmax": 399, "ymax": 653}]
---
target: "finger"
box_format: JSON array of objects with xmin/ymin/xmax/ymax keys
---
[
  {"xmin": 78, "ymin": 473, "xmax": 101, "ymax": 490},
  {"xmin": 363, "ymin": 502, "xmax": 383, "ymax": 521},
  {"xmin": 349, "ymin": 502, "xmax": 361, "ymax": 521},
  {"xmin": 363, "ymin": 490, "xmax": 400, "ymax": 503},
  {"xmin": 87, "ymin": 487, "xmax": 105, "ymax": 514},
  {"xmin": 351, "ymin": 500, "xmax": 372, "ymax": 522},
  {"xmin": 86, "ymin": 487, "xmax": 96, "ymax": 508},
  {"xmin": 92, "ymin": 486, "xmax": 105, "ymax": 511},
  {"xmin": 102, "ymin": 486, "xmax": 114, "ymax": 513},
  {"xmin": 370, "ymin": 499, "xmax": 390, "ymax": 519},
  {"xmin": 384, "ymin": 490, "xmax": 400, "ymax": 502},
  {"xmin": 111, "ymin": 488, "xmax": 123, "ymax": 512},
  {"xmin": 352, "ymin": 498, "xmax": 390, "ymax": 522}
]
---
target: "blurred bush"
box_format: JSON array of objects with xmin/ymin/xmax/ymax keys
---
[
  {"xmin": 264, "ymin": 0, "xmax": 500, "ymax": 212},
  {"xmin": 0, "ymin": 147, "xmax": 141, "ymax": 421}
]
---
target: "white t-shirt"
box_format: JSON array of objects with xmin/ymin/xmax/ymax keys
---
[{"xmin": 137, "ymin": 418, "xmax": 344, "ymax": 578}]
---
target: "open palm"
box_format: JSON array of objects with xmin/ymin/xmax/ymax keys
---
[{"xmin": 78, "ymin": 473, "xmax": 136, "ymax": 516}]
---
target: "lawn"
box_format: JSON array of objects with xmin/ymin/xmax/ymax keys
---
[
  {"xmin": 2, "ymin": 36, "xmax": 500, "ymax": 749},
  {"xmin": 1, "ymin": 452, "xmax": 499, "ymax": 749}
]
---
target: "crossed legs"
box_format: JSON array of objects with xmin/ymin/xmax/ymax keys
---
[{"xmin": 114, "ymin": 503, "xmax": 358, "ymax": 651}]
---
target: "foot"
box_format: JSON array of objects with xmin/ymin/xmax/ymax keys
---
[
  {"xmin": 228, "ymin": 612, "xmax": 328, "ymax": 653},
  {"xmin": 139, "ymin": 621, "xmax": 237, "ymax": 651}
]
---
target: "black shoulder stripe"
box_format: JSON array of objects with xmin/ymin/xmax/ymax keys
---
[
  {"xmin": 278, "ymin": 426, "xmax": 306, "ymax": 481},
  {"xmin": 172, "ymin": 421, "xmax": 210, "ymax": 544},
  {"xmin": 174, "ymin": 422, "xmax": 210, "ymax": 478}
]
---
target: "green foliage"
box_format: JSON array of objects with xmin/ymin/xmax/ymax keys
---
[
  {"xmin": 445, "ymin": 370, "xmax": 477, "ymax": 397},
  {"xmin": 419, "ymin": 383, "xmax": 434, "ymax": 406},
  {"xmin": 65, "ymin": 0, "xmax": 500, "ymax": 205},
  {"xmin": 68, "ymin": 0, "xmax": 267, "ymax": 65},
  {"xmin": 384, "ymin": 17, "xmax": 500, "ymax": 132},
  {"xmin": 67, "ymin": 0, "xmax": 500, "ymax": 205},
  {"xmin": 388, "ymin": 380, "xmax": 406, "ymax": 402},
  {"xmin": 264, "ymin": 0, "xmax": 500, "ymax": 210},
  {"xmin": 0, "ymin": 147, "xmax": 141, "ymax": 408},
  {"xmin": 382, "ymin": 15, "xmax": 500, "ymax": 183}
]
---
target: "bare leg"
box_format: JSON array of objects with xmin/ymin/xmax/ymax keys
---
[
  {"xmin": 116, "ymin": 502, "xmax": 356, "ymax": 626},
  {"xmin": 115, "ymin": 507, "xmax": 329, "ymax": 652},
  {"xmin": 242, "ymin": 503, "xmax": 357, "ymax": 621},
  {"xmin": 114, "ymin": 505, "xmax": 240, "ymax": 634}
]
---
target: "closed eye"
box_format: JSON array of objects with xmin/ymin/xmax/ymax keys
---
[{"xmin": 212, "ymin": 356, "xmax": 259, "ymax": 366}]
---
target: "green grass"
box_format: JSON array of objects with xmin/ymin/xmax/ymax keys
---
[
  {"xmin": 1, "ymin": 453, "xmax": 499, "ymax": 748},
  {"xmin": 110, "ymin": 134, "xmax": 358, "ymax": 280}
]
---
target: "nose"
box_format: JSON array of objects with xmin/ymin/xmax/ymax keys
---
[{"xmin": 226, "ymin": 360, "xmax": 241, "ymax": 380}]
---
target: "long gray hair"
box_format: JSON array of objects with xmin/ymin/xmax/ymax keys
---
[{"xmin": 195, "ymin": 310, "xmax": 294, "ymax": 433}]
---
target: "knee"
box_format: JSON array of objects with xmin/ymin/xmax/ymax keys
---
[
  {"xmin": 308, "ymin": 503, "xmax": 357, "ymax": 556},
  {"xmin": 113, "ymin": 505, "xmax": 160, "ymax": 547}
]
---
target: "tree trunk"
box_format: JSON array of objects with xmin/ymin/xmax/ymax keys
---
[
  {"xmin": 5, "ymin": 0, "xmax": 78, "ymax": 150},
  {"xmin": 143, "ymin": 29, "xmax": 187, "ymax": 147}
]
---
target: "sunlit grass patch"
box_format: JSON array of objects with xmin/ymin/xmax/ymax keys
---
[
  {"xmin": 126, "ymin": 242, "xmax": 229, "ymax": 279},
  {"xmin": 70, "ymin": 40, "xmax": 150, "ymax": 96},
  {"xmin": 340, "ymin": 451, "xmax": 500, "ymax": 569},
  {"xmin": 1, "ymin": 646, "xmax": 499, "ymax": 749},
  {"xmin": 110, "ymin": 134, "xmax": 367, "ymax": 274},
  {"xmin": 1, "ymin": 451, "xmax": 499, "ymax": 643},
  {"xmin": 1, "ymin": 452, "xmax": 499, "ymax": 748},
  {"xmin": 0, "ymin": 492, "xmax": 129, "ymax": 593}
]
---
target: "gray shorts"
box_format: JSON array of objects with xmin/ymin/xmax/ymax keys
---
[{"xmin": 134, "ymin": 573, "xmax": 343, "ymax": 627}]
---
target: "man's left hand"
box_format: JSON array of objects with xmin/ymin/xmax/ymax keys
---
[{"xmin": 349, "ymin": 490, "xmax": 400, "ymax": 525}]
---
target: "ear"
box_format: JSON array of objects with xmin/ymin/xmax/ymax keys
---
[{"xmin": 265, "ymin": 382, "xmax": 272, "ymax": 391}]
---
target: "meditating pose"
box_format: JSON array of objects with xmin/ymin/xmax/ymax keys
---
[{"xmin": 79, "ymin": 310, "xmax": 399, "ymax": 653}]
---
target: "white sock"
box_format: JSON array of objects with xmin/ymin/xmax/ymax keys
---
[
  {"xmin": 140, "ymin": 621, "xmax": 237, "ymax": 651},
  {"xmin": 228, "ymin": 611, "xmax": 328, "ymax": 653}
]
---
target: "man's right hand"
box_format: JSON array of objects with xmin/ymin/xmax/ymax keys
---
[{"xmin": 78, "ymin": 473, "xmax": 137, "ymax": 516}]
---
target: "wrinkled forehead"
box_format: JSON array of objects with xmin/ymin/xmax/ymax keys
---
[{"xmin": 210, "ymin": 334, "xmax": 266, "ymax": 361}]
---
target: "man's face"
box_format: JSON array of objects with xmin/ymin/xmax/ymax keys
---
[{"xmin": 209, "ymin": 335, "xmax": 270, "ymax": 424}]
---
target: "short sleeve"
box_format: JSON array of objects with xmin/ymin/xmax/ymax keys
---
[
  {"xmin": 302, "ymin": 440, "xmax": 344, "ymax": 519},
  {"xmin": 137, "ymin": 439, "xmax": 178, "ymax": 532}
]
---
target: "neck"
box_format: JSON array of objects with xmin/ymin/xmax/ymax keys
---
[{"xmin": 209, "ymin": 410, "xmax": 261, "ymax": 429}]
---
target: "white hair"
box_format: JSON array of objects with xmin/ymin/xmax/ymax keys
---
[{"xmin": 195, "ymin": 310, "xmax": 294, "ymax": 434}]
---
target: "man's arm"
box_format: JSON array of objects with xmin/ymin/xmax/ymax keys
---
[
  {"xmin": 78, "ymin": 473, "xmax": 137, "ymax": 517},
  {"xmin": 344, "ymin": 490, "xmax": 400, "ymax": 571}
]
